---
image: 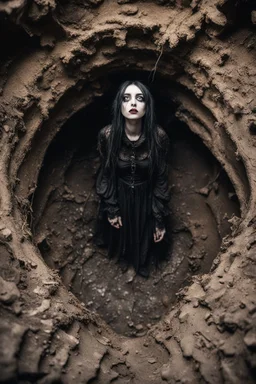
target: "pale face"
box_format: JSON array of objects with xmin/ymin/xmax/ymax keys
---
[{"xmin": 121, "ymin": 84, "xmax": 146, "ymax": 120}]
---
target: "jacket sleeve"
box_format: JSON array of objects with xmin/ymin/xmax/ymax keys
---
[
  {"xmin": 96, "ymin": 127, "xmax": 120, "ymax": 219},
  {"xmin": 152, "ymin": 129, "xmax": 170, "ymax": 230}
]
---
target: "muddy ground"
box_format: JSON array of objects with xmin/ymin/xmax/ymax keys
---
[
  {"xmin": 33, "ymin": 110, "xmax": 239, "ymax": 337},
  {"xmin": 0, "ymin": 0, "xmax": 256, "ymax": 383}
]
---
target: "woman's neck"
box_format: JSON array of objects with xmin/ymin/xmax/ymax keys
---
[{"xmin": 125, "ymin": 119, "xmax": 142, "ymax": 141}]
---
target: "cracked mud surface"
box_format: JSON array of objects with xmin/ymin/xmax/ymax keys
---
[{"xmin": 0, "ymin": 0, "xmax": 256, "ymax": 383}]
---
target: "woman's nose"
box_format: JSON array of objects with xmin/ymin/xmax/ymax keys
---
[{"xmin": 131, "ymin": 98, "xmax": 136, "ymax": 106}]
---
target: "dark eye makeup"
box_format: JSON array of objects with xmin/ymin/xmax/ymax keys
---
[{"xmin": 122, "ymin": 94, "xmax": 145, "ymax": 102}]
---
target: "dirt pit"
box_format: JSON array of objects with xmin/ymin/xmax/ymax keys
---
[
  {"xmin": 32, "ymin": 79, "xmax": 240, "ymax": 337},
  {"xmin": 0, "ymin": 1, "xmax": 255, "ymax": 382}
]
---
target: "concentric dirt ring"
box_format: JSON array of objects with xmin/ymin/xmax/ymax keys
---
[{"xmin": 0, "ymin": 1, "xmax": 255, "ymax": 383}]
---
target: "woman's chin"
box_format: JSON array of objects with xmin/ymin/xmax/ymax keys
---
[{"xmin": 124, "ymin": 115, "xmax": 143, "ymax": 120}]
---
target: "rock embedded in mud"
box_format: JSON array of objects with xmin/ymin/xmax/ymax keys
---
[
  {"xmin": 162, "ymin": 295, "xmax": 169, "ymax": 307},
  {"xmin": 180, "ymin": 335, "xmax": 194, "ymax": 357},
  {"xmin": 135, "ymin": 324, "xmax": 144, "ymax": 331},
  {"xmin": 147, "ymin": 357, "xmax": 157, "ymax": 364},
  {"xmin": 3, "ymin": 124, "xmax": 10, "ymax": 132},
  {"xmin": 0, "ymin": 277, "xmax": 20, "ymax": 304},
  {"xmin": 83, "ymin": 247, "xmax": 94, "ymax": 261},
  {"xmin": 244, "ymin": 329, "xmax": 256, "ymax": 349},
  {"xmin": 0, "ymin": 228, "xmax": 12, "ymax": 241},
  {"xmin": 118, "ymin": 5, "xmax": 138, "ymax": 15}
]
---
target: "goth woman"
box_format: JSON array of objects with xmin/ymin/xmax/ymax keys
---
[{"xmin": 95, "ymin": 80, "xmax": 170, "ymax": 277}]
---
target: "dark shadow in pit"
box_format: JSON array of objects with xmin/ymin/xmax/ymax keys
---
[{"xmin": 32, "ymin": 74, "xmax": 240, "ymax": 337}]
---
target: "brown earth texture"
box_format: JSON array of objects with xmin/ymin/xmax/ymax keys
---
[{"xmin": 0, "ymin": 0, "xmax": 256, "ymax": 383}]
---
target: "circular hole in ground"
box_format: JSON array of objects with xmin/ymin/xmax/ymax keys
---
[{"xmin": 32, "ymin": 73, "xmax": 240, "ymax": 337}]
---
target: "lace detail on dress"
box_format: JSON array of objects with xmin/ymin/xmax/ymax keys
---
[
  {"xmin": 119, "ymin": 137, "xmax": 149, "ymax": 161},
  {"xmin": 98, "ymin": 125, "xmax": 149, "ymax": 161}
]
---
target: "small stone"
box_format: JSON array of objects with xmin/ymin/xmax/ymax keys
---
[
  {"xmin": 179, "ymin": 310, "xmax": 189, "ymax": 323},
  {"xmin": 244, "ymin": 330, "xmax": 256, "ymax": 349},
  {"xmin": 206, "ymin": 9, "xmax": 227, "ymax": 27},
  {"xmin": 148, "ymin": 357, "xmax": 157, "ymax": 364},
  {"xmin": 0, "ymin": 277, "xmax": 20, "ymax": 304},
  {"xmin": 30, "ymin": 261, "xmax": 37, "ymax": 269},
  {"xmin": 122, "ymin": 347, "xmax": 129, "ymax": 355},
  {"xmin": 126, "ymin": 268, "xmax": 135, "ymax": 283},
  {"xmin": 198, "ymin": 187, "xmax": 209, "ymax": 196},
  {"xmin": 119, "ymin": 5, "xmax": 138, "ymax": 16},
  {"xmin": 135, "ymin": 324, "xmax": 143, "ymax": 331},
  {"xmin": 3, "ymin": 125, "xmax": 9, "ymax": 132},
  {"xmin": 1, "ymin": 228, "xmax": 12, "ymax": 241},
  {"xmin": 12, "ymin": 301, "xmax": 22, "ymax": 315},
  {"xmin": 98, "ymin": 336, "xmax": 110, "ymax": 346},
  {"xmin": 193, "ymin": 300, "xmax": 199, "ymax": 308},
  {"xmin": 180, "ymin": 335, "xmax": 194, "ymax": 357},
  {"xmin": 83, "ymin": 247, "xmax": 94, "ymax": 261},
  {"xmin": 162, "ymin": 295, "xmax": 169, "ymax": 307},
  {"xmin": 233, "ymin": 102, "xmax": 244, "ymax": 115}
]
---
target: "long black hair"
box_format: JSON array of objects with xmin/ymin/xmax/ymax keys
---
[{"xmin": 106, "ymin": 80, "xmax": 161, "ymax": 176}]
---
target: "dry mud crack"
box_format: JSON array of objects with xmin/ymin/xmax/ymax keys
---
[{"xmin": 0, "ymin": 1, "xmax": 256, "ymax": 383}]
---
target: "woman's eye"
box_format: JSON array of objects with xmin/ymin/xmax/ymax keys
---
[
  {"xmin": 137, "ymin": 96, "xmax": 145, "ymax": 102},
  {"xmin": 123, "ymin": 96, "xmax": 129, "ymax": 102}
]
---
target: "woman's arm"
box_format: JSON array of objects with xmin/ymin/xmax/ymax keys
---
[{"xmin": 96, "ymin": 127, "xmax": 121, "ymax": 224}]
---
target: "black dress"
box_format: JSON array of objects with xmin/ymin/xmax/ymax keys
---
[{"xmin": 95, "ymin": 125, "xmax": 170, "ymax": 274}]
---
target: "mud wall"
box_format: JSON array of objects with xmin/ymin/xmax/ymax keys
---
[{"xmin": 0, "ymin": 0, "xmax": 256, "ymax": 383}]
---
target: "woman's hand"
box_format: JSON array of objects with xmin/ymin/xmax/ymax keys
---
[
  {"xmin": 108, "ymin": 216, "xmax": 122, "ymax": 229},
  {"xmin": 154, "ymin": 227, "xmax": 165, "ymax": 242}
]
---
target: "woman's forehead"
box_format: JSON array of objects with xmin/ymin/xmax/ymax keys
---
[{"xmin": 123, "ymin": 84, "xmax": 143, "ymax": 95}]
